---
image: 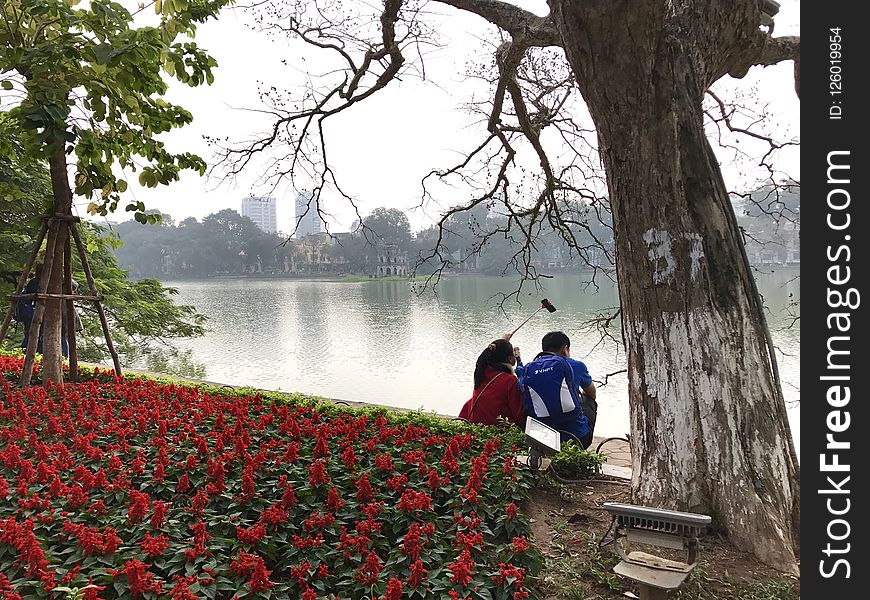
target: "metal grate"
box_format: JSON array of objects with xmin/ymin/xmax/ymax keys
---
[{"xmin": 604, "ymin": 502, "xmax": 711, "ymax": 540}]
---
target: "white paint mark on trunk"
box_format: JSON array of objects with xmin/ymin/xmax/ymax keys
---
[
  {"xmin": 642, "ymin": 228, "xmax": 675, "ymax": 284},
  {"xmin": 684, "ymin": 232, "xmax": 704, "ymax": 281}
]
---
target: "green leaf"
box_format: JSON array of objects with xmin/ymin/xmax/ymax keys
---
[{"xmin": 0, "ymin": 81, "xmax": 12, "ymax": 90}]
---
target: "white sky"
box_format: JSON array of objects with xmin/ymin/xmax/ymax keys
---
[{"xmin": 79, "ymin": 0, "xmax": 800, "ymax": 234}]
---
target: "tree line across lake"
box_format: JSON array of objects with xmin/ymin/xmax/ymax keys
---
[{"xmin": 111, "ymin": 184, "xmax": 798, "ymax": 280}]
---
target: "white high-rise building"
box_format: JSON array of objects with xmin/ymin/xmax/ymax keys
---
[
  {"xmin": 294, "ymin": 191, "xmax": 323, "ymax": 238},
  {"xmin": 241, "ymin": 196, "xmax": 278, "ymax": 234}
]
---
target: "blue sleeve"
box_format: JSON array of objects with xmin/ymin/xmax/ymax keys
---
[
  {"xmin": 514, "ymin": 364, "xmax": 525, "ymax": 391},
  {"xmin": 568, "ymin": 358, "xmax": 592, "ymax": 389}
]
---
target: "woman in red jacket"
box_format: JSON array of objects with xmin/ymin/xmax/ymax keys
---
[{"xmin": 458, "ymin": 338, "xmax": 526, "ymax": 429}]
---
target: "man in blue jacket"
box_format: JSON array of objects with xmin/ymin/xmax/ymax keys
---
[{"xmin": 515, "ymin": 331, "xmax": 597, "ymax": 447}]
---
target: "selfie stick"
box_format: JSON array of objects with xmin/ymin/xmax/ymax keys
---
[{"xmin": 510, "ymin": 298, "xmax": 557, "ymax": 336}]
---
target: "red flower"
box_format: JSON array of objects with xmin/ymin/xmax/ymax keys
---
[
  {"xmin": 374, "ymin": 453, "xmax": 394, "ymax": 472},
  {"xmin": 189, "ymin": 489, "xmax": 209, "ymax": 515},
  {"xmin": 398, "ymin": 489, "xmax": 433, "ymax": 514},
  {"xmin": 494, "ymin": 563, "xmax": 526, "ymax": 585},
  {"xmin": 259, "ymin": 503, "xmax": 288, "ymax": 529},
  {"xmin": 176, "ymin": 473, "xmax": 191, "ymax": 494},
  {"xmin": 152, "ymin": 462, "xmax": 166, "ymax": 482},
  {"xmin": 313, "ymin": 433, "xmax": 329, "ymax": 457},
  {"xmin": 241, "ymin": 468, "xmax": 256, "ymax": 498},
  {"xmin": 110, "ymin": 559, "xmax": 163, "ymax": 598},
  {"xmin": 229, "ymin": 551, "xmax": 273, "ymax": 593},
  {"xmin": 341, "ymin": 444, "xmax": 356, "ymax": 469},
  {"xmin": 448, "ymin": 549, "xmax": 476, "ymax": 587},
  {"xmin": 237, "ymin": 524, "xmax": 266, "ymax": 545},
  {"xmin": 303, "ymin": 511, "xmax": 336, "ymax": 532},
  {"xmin": 354, "ymin": 550, "xmax": 383, "ymax": 585},
  {"xmin": 355, "ymin": 473, "xmax": 374, "ymax": 502},
  {"xmin": 512, "ymin": 537, "xmax": 529, "ymax": 553},
  {"xmin": 169, "ymin": 575, "xmax": 199, "ymax": 600},
  {"xmin": 151, "ymin": 500, "xmax": 169, "ymax": 529},
  {"xmin": 292, "ymin": 533, "xmax": 325, "ymax": 549},
  {"xmin": 1, "ymin": 517, "xmax": 52, "ymax": 586},
  {"xmin": 62, "ymin": 521, "xmax": 121, "ymax": 556},
  {"xmin": 408, "ymin": 559, "xmax": 428, "ymax": 589},
  {"xmin": 283, "ymin": 441, "xmax": 301, "ymax": 463},
  {"xmin": 387, "ymin": 473, "xmax": 409, "ymax": 491},
  {"xmin": 128, "ymin": 490, "xmax": 151, "ymax": 525},
  {"xmin": 139, "ymin": 533, "xmax": 169, "ymax": 557},
  {"xmin": 383, "ymin": 577, "xmax": 403, "ymax": 600},
  {"xmin": 289, "ymin": 560, "xmax": 312, "ymax": 586},
  {"xmin": 455, "ymin": 531, "xmax": 483, "ymax": 552},
  {"xmin": 401, "ymin": 523, "xmax": 423, "ymax": 560},
  {"xmin": 426, "ymin": 468, "xmax": 442, "ymax": 490},
  {"xmin": 308, "ymin": 459, "xmax": 330, "ymax": 486},
  {"xmin": 281, "ymin": 483, "xmax": 297, "ymax": 508},
  {"xmin": 326, "ymin": 486, "xmax": 345, "ymax": 511},
  {"xmin": 505, "ymin": 502, "xmax": 518, "ymax": 520}
]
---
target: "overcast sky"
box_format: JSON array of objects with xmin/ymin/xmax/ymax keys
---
[{"xmin": 83, "ymin": 0, "xmax": 800, "ymax": 234}]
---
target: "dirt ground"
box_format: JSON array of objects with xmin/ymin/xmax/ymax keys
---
[{"xmin": 523, "ymin": 476, "xmax": 800, "ymax": 600}]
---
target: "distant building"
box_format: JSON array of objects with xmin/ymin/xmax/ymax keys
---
[
  {"xmin": 241, "ymin": 196, "xmax": 277, "ymax": 234},
  {"xmin": 294, "ymin": 191, "xmax": 324, "ymax": 238},
  {"xmin": 376, "ymin": 244, "xmax": 407, "ymax": 277}
]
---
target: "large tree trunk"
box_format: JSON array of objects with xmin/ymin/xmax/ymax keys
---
[{"xmin": 551, "ymin": 1, "xmax": 799, "ymax": 571}]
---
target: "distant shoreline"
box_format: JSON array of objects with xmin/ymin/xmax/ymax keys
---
[
  {"xmin": 146, "ymin": 263, "xmax": 799, "ymax": 284},
  {"xmin": 152, "ymin": 273, "xmax": 433, "ymax": 284}
]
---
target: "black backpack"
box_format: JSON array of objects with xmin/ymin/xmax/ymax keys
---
[{"xmin": 12, "ymin": 297, "xmax": 33, "ymax": 323}]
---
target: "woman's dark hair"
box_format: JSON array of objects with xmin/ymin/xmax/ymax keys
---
[{"xmin": 474, "ymin": 339, "xmax": 514, "ymax": 388}]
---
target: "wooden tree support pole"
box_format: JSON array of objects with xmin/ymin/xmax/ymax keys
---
[
  {"xmin": 64, "ymin": 234, "xmax": 79, "ymax": 382},
  {"xmin": 70, "ymin": 223, "xmax": 122, "ymax": 376},
  {"xmin": 638, "ymin": 585, "xmax": 669, "ymax": 600},
  {"xmin": 0, "ymin": 220, "xmax": 48, "ymax": 345},
  {"xmin": 20, "ymin": 220, "xmax": 60, "ymax": 387}
]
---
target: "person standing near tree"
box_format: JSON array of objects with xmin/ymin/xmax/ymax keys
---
[
  {"xmin": 16, "ymin": 264, "xmax": 41, "ymax": 351},
  {"xmin": 15, "ymin": 264, "xmax": 77, "ymax": 357}
]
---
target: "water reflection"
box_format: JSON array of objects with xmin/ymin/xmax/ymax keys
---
[{"xmin": 162, "ymin": 272, "xmax": 799, "ymax": 446}]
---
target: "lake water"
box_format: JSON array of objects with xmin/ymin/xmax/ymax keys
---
[{"xmin": 161, "ymin": 272, "xmax": 800, "ymax": 447}]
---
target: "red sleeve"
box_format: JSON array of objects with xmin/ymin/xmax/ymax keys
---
[
  {"xmin": 507, "ymin": 376, "xmax": 526, "ymax": 429},
  {"xmin": 458, "ymin": 396, "xmax": 474, "ymax": 420}
]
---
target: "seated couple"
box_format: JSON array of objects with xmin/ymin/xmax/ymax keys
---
[{"xmin": 458, "ymin": 331, "xmax": 597, "ymax": 448}]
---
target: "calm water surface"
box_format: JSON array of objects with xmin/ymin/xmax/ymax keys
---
[{"xmin": 161, "ymin": 273, "xmax": 800, "ymax": 446}]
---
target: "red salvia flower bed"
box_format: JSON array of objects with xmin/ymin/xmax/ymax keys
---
[{"xmin": 0, "ymin": 355, "xmax": 541, "ymax": 599}]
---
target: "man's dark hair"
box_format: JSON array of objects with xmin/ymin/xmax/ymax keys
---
[{"xmin": 541, "ymin": 331, "xmax": 570, "ymax": 353}]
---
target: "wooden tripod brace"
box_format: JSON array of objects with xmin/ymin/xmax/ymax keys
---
[{"xmin": 0, "ymin": 214, "xmax": 122, "ymax": 386}]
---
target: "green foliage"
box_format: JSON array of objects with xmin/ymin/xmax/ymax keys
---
[
  {"xmin": 0, "ymin": 0, "xmax": 231, "ymax": 221},
  {"xmin": 550, "ymin": 441, "xmax": 606, "ymax": 479},
  {"xmin": 0, "ymin": 138, "xmax": 207, "ymax": 363},
  {"xmin": 0, "ymin": 116, "xmax": 52, "ymax": 281},
  {"xmin": 675, "ymin": 565, "xmax": 797, "ymax": 600},
  {"xmin": 363, "ymin": 207, "xmax": 413, "ymax": 248}
]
